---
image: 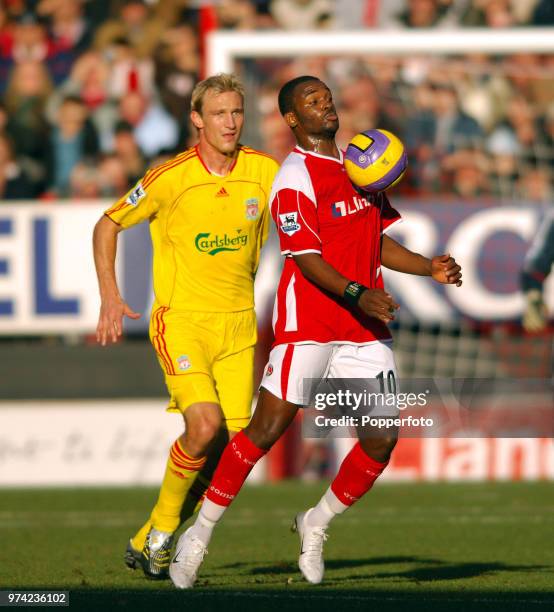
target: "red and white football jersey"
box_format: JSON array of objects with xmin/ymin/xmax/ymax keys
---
[{"xmin": 270, "ymin": 146, "xmax": 401, "ymax": 346}]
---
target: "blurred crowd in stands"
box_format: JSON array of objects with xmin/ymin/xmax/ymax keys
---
[{"xmin": 0, "ymin": 0, "xmax": 552, "ymax": 202}]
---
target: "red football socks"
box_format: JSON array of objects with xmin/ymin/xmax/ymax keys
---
[
  {"xmin": 330, "ymin": 442, "xmax": 388, "ymax": 506},
  {"xmin": 206, "ymin": 430, "xmax": 267, "ymax": 507}
]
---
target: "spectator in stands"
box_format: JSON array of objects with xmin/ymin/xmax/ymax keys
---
[
  {"xmin": 384, "ymin": 0, "xmax": 459, "ymax": 28},
  {"xmin": 532, "ymin": 0, "xmax": 554, "ymax": 25},
  {"xmin": 97, "ymin": 153, "xmax": 130, "ymax": 197},
  {"xmin": 9, "ymin": 12, "xmax": 51, "ymax": 64},
  {"xmin": 116, "ymin": 91, "xmax": 179, "ymax": 158},
  {"xmin": 509, "ymin": 0, "xmax": 542, "ymax": 25},
  {"xmin": 0, "ymin": 11, "xmax": 51, "ymax": 95},
  {"xmin": 94, "ymin": 0, "xmax": 165, "ymax": 60},
  {"xmin": 462, "ymin": 0, "xmax": 508, "ymax": 26},
  {"xmin": 46, "ymin": 50, "xmax": 115, "ymax": 152},
  {"xmin": 216, "ymin": 0, "xmax": 262, "ymax": 29},
  {"xmin": 0, "ymin": 0, "xmax": 550, "ymax": 202},
  {"xmin": 517, "ymin": 167, "xmax": 552, "ymax": 204},
  {"xmin": 454, "ymin": 54, "xmax": 510, "ymax": 132},
  {"xmin": 487, "ymin": 126, "xmax": 520, "ymax": 199},
  {"xmin": 37, "ymin": 0, "xmax": 94, "ymax": 84},
  {"xmin": 442, "ymin": 148, "xmax": 490, "ymax": 198},
  {"xmin": 468, "ymin": 0, "xmax": 519, "ymax": 27},
  {"xmin": 259, "ymin": 110, "xmax": 295, "ymax": 161},
  {"xmin": 432, "ymin": 83, "xmax": 484, "ymax": 154},
  {"xmin": 0, "ymin": 132, "xmax": 38, "ymax": 199},
  {"xmin": 0, "ymin": 4, "xmax": 14, "ymax": 93},
  {"xmin": 541, "ymin": 103, "xmax": 554, "ymax": 168},
  {"xmin": 154, "ymin": 24, "xmax": 199, "ymax": 144},
  {"xmin": 339, "ymin": 75, "xmax": 401, "ymax": 137},
  {"xmin": 270, "ymin": 0, "xmax": 334, "ymax": 29},
  {"xmin": 68, "ymin": 158, "xmax": 100, "ymax": 199},
  {"xmin": 47, "ymin": 95, "xmax": 99, "ymax": 196},
  {"xmin": 503, "ymin": 54, "xmax": 549, "ymax": 113},
  {"xmin": 153, "ymin": 0, "xmax": 196, "ymax": 27},
  {"xmin": 361, "ymin": 56, "xmax": 405, "ymax": 126},
  {"xmin": 401, "ymin": 81, "xmax": 437, "ymax": 191},
  {"xmin": 0, "ymin": 2, "xmax": 10, "ymax": 48},
  {"xmin": 106, "ymin": 37, "xmax": 155, "ymax": 101},
  {"xmin": 503, "ymin": 94, "xmax": 546, "ymax": 166},
  {"xmin": 0, "ymin": 102, "xmax": 7, "ymax": 133},
  {"xmin": 112, "ymin": 120, "xmax": 146, "ymax": 187},
  {"xmin": 4, "ymin": 60, "xmax": 52, "ymax": 166}
]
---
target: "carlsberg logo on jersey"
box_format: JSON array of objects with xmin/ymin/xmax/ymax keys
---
[{"xmin": 195, "ymin": 231, "xmax": 248, "ymax": 255}]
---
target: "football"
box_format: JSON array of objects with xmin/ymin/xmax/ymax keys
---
[{"xmin": 344, "ymin": 129, "xmax": 408, "ymax": 193}]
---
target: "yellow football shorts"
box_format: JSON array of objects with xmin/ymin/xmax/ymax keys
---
[{"xmin": 149, "ymin": 305, "xmax": 256, "ymax": 432}]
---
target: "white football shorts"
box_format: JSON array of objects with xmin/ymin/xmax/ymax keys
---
[{"xmin": 260, "ymin": 341, "xmax": 397, "ymax": 406}]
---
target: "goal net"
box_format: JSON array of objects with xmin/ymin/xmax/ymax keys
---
[{"xmin": 208, "ymin": 29, "xmax": 554, "ymax": 380}]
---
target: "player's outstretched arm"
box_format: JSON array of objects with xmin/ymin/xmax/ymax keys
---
[
  {"xmin": 93, "ymin": 215, "xmax": 140, "ymax": 346},
  {"xmin": 293, "ymin": 252, "xmax": 398, "ymax": 323},
  {"xmin": 381, "ymin": 235, "xmax": 462, "ymax": 287}
]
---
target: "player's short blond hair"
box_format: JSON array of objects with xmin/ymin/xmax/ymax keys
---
[{"xmin": 191, "ymin": 73, "xmax": 245, "ymax": 115}]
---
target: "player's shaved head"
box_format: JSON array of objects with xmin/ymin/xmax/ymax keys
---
[{"xmin": 278, "ymin": 75, "xmax": 321, "ymax": 116}]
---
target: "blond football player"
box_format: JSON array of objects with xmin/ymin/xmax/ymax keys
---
[{"xmin": 93, "ymin": 74, "xmax": 278, "ymax": 579}]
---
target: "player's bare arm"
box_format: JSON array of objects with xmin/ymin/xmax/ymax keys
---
[
  {"xmin": 293, "ymin": 252, "xmax": 399, "ymax": 323},
  {"xmin": 381, "ymin": 234, "xmax": 463, "ymax": 287},
  {"xmin": 93, "ymin": 215, "xmax": 140, "ymax": 346}
]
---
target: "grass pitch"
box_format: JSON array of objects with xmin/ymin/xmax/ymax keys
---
[{"xmin": 1, "ymin": 482, "xmax": 553, "ymax": 611}]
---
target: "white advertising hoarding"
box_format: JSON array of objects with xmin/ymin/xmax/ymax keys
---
[{"xmin": 0, "ymin": 201, "xmax": 551, "ymax": 334}]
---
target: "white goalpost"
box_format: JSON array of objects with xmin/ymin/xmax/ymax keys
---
[{"xmin": 207, "ymin": 28, "xmax": 554, "ymax": 75}]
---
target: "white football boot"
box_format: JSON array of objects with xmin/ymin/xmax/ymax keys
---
[
  {"xmin": 169, "ymin": 527, "xmax": 208, "ymax": 589},
  {"xmin": 292, "ymin": 509, "xmax": 328, "ymax": 584}
]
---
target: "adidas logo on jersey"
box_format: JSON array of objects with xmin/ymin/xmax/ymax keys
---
[{"xmin": 216, "ymin": 187, "xmax": 229, "ymax": 197}]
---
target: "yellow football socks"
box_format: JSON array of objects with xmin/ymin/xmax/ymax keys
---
[
  {"xmin": 180, "ymin": 472, "xmax": 210, "ymax": 523},
  {"xmin": 131, "ymin": 438, "xmax": 206, "ymax": 548}
]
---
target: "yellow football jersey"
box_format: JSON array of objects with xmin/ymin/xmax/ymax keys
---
[{"xmin": 105, "ymin": 145, "xmax": 279, "ymax": 312}]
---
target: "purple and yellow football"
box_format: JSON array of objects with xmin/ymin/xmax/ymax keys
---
[{"xmin": 344, "ymin": 129, "xmax": 408, "ymax": 193}]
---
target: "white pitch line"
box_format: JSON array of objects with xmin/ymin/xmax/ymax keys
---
[
  {"xmin": 0, "ymin": 513, "xmax": 553, "ymax": 529},
  {"xmin": 170, "ymin": 591, "xmax": 554, "ymax": 606}
]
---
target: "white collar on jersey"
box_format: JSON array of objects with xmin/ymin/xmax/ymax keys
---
[{"xmin": 295, "ymin": 145, "xmax": 344, "ymax": 164}]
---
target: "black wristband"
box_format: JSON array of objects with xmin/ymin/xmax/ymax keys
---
[{"xmin": 343, "ymin": 281, "xmax": 368, "ymax": 307}]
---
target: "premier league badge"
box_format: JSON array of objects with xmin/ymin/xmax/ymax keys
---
[
  {"xmin": 279, "ymin": 212, "xmax": 301, "ymax": 236},
  {"xmin": 126, "ymin": 183, "xmax": 146, "ymax": 206},
  {"xmin": 245, "ymin": 198, "xmax": 259, "ymax": 220}
]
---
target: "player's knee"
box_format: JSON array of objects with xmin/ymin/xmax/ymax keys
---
[
  {"xmin": 360, "ymin": 436, "xmax": 397, "ymax": 463},
  {"xmin": 244, "ymin": 421, "xmax": 281, "ymax": 451},
  {"xmin": 194, "ymin": 415, "xmax": 222, "ymax": 444},
  {"xmin": 185, "ymin": 410, "xmax": 223, "ymax": 451}
]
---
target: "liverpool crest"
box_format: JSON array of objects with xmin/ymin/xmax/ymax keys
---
[{"xmin": 245, "ymin": 198, "xmax": 259, "ymax": 220}]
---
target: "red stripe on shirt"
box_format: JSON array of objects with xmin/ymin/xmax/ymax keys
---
[
  {"xmin": 143, "ymin": 151, "xmax": 196, "ymax": 188},
  {"xmin": 151, "ymin": 309, "xmax": 170, "ymax": 374},
  {"xmin": 152, "ymin": 306, "xmax": 173, "ymax": 375},
  {"xmin": 157, "ymin": 306, "xmax": 175, "ymax": 375},
  {"xmin": 195, "ymin": 144, "xmax": 213, "ymax": 175},
  {"xmin": 105, "ymin": 199, "xmax": 130, "ymax": 216},
  {"xmin": 241, "ymin": 147, "xmax": 277, "ymax": 162},
  {"xmin": 280, "ymin": 344, "xmax": 294, "ymax": 401}
]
